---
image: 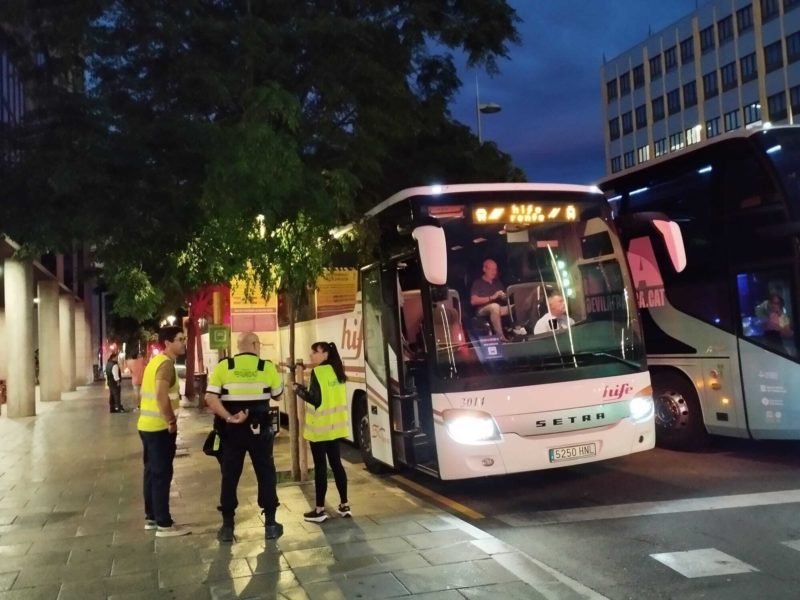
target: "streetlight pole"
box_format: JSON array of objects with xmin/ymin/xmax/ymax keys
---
[{"xmin": 475, "ymin": 74, "xmax": 501, "ymax": 144}]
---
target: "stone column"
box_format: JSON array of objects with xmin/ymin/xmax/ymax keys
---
[
  {"xmin": 37, "ymin": 280, "xmax": 62, "ymax": 402},
  {"xmin": 59, "ymin": 295, "xmax": 76, "ymax": 392},
  {"xmin": 4, "ymin": 258, "xmax": 36, "ymax": 417}
]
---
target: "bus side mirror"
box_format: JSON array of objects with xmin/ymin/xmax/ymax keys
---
[
  {"xmin": 412, "ymin": 225, "xmax": 447, "ymax": 285},
  {"xmin": 616, "ymin": 211, "xmax": 686, "ymax": 273},
  {"xmin": 652, "ymin": 220, "xmax": 686, "ymax": 273}
]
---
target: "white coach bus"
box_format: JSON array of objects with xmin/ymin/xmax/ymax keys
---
[{"xmin": 276, "ymin": 183, "xmax": 684, "ymax": 480}]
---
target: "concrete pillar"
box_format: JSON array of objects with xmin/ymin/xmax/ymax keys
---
[
  {"xmin": 74, "ymin": 302, "xmax": 92, "ymax": 385},
  {"xmin": 37, "ymin": 280, "xmax": 62, "ymax": 402},
  {"xmin": 59, "ymin": 295, "xmax": 76, "ymax": 392},
  {"xmin": 4, "ymin": 258, "xmax": 36, "ymax": 417}
]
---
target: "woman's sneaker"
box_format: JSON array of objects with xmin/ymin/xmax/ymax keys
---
[
  {"xmin": 303, "ymin": 508, "xmax": 328, "ymax": 523},
  {"xmin": 144, "ymin": 519, "xmax": 157, "ymax": 530},
  {"xmin": 337, "ymin": 504, "xmax": 352, "ymax": 518}
]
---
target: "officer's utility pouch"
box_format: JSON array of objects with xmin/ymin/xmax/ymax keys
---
[{"xmin": 203, "ymin": 430, "xmax": 221, "ymax": 456}]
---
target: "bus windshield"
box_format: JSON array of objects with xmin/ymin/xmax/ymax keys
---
[
  {"xmin": 757, "ymin": 127, "xmax": 800, "ymax": 216},
  {"xmin": 404, "ymin": 191, "xmax": 645, "ymax": 386}
]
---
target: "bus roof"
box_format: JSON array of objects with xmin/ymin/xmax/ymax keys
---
[
  {"xmin": 365, "ymin": 183, "xmax": 603, "ymax": 218},
  {"xmin": 597, "ymin": 124, "xmax": 800, "ymax": 186}
]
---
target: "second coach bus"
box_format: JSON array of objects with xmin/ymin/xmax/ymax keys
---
[{"xmin": 601, "ymin": 125, "xmax": 800, "ymax": 448}]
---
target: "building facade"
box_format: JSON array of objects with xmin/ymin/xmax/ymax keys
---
[{"xmin": 601, "ymin": 0, "xmax": 800, "ymax": 175}]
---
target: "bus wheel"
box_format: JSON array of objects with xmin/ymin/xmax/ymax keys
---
[
  {"xmin": 652, "ymin": 371, "xmax": 707, "ymax": 450},
  {"xmin": 358, "ymin": 413, "xmax": 388, "ymax": 474}
]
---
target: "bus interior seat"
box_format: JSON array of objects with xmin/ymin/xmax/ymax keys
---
[{"xmin": 507, "ymin": 282, "xmax": 555, "ymax": 325}]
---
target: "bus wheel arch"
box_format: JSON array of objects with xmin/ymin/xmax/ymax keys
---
[
  {"xmin": 650, "ymin": 366, "xmax": 708, "ymax": 450},
  {"xmin": 352, "ymin": 391, "xmax": 388, "ymax": 474}
]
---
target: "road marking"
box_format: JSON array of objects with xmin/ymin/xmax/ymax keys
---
[
  {"xmin": 650, "ymin": 548, "xmax": 759, "ymax": 578},
  {"xmin": 781, "ymin": 539, "xmax": 800, "ymax": 552},
  {"xmin": 389, "ymin": 475, "xmax": 485, "ymax": 520},
  {"xmin": 498, "ymin": 488, "xmax": 800, "ymax": 526}
]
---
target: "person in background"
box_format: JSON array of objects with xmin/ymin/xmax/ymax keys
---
[
  {"xmin": 758, "ymin": 293, "xmax": 793, "ymax": 339},
  {"xmin": 533, "ymin": 291, "xmax": 576, "ymax": 334},
  {"xmin": 105, "ymin": 350, "xmax": 126, "ymax": 413},
  {"xmin": 137, "ymin": 327, "xmax": 191, "ymax": 537},
  {"xmin": 128, "ymin": 351, "xmax": 146, "ymax": 409},
  {"xmin": 294, "ymin": 341, "xmax": 351, "ymax": 523}
]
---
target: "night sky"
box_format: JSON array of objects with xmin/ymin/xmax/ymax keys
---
[{"xmin": 448, "ymin": 0, "xmax": 702, "ymax": 185}]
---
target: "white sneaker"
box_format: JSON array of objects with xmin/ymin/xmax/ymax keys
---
[
  {"xmin": 512, "ymin": 326, "xmax": 527, "ymax": 336},
  {"xmin": 144, "ymin": 519, "xmax": 157, "ymax": 530},
  {"xmin": 155, "ymin": 524, "xmax": 192, "ymax": 537},
  {"xmin": 336, "ymin": 504, "xmax": 352, "ymax": 518}
]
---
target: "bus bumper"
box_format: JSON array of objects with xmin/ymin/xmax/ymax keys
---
[{"xmin": 434, "ymin": 418, "xmax": 655, "ymax": 480}]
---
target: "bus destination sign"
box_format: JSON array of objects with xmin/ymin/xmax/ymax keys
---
[{"xmin": 472, "ymin": 204, "xmax": 579, "ymax": 224}]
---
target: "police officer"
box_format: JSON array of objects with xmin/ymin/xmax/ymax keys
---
[
  {"xmin": 105, "ymin": 350, "xmax": 125, "ymax": 413},
  {"xmin": 205, "ymin": 331, "xmax": 284, "ymax": 543}
]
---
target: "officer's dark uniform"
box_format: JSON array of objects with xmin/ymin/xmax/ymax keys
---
[
  {"xmin": 105, "ymin": 355, "xmax": 124, "ymax": 413},
  {"xmin": 206, "ymin": 353, "xmax": 283, "ymax": 538}
]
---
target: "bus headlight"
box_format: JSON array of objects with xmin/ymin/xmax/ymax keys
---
[
  {"xmin": 629, "ymin": 396, "xmax": 654, "ymax": 423},
  {"xmin": 443, "ymin": 409, "xmax": 502, "ymax": 445}
]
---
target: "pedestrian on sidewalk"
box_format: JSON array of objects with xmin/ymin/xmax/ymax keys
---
[
  {"xmin": 127, "ymin": 350, "xmax": 146, "ymax": 409},
  {"xmin": 294, "ymin": 341, "xmax": 351, "ymax": 523},
  {"xmin": 105, "ymin": 350, "xmax": 126, "ymax": 413},
  {"xmin": 137, "ymin": 326, "xmax": 191, "ymax": 537},
  {"xmin": 205, "ymin": 331, "xmax": 284, "ymax": 543}
]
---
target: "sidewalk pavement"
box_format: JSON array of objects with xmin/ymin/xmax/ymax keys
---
[{"xmin": 0, "ymin": 382, "xmax": 594, "ymax": 600}]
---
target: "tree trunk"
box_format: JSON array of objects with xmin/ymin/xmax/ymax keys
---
[
  {"xmin": 296, "ymin": 361, "xmax": 308, "ymax": 482},
  {"xmin": 287, "ymin": 294, "xmax": 301, "ymax": 481},
  {"xmin": 184, "ymin": 316, "xmax": 196, "ymax": 402}
]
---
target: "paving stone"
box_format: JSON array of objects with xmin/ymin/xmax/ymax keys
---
[
  {"xmin": 403, "ymin": 529, "xmax": 476, "ymax": 550},
  {"xmin": 0, "ymin": 585, "xmax": 61, "ymax": 600},
  {"xmin": 459, "ymin": 581, "xmax": 547, "ymax": 600},
  {"xmin": 303, "ymin": 572, "xmax": 409, "ymax": 600},
  {"xmin": 0, "ymin": 573, "xmax": 18, "ymax": 592},
  {"xmin": 421, "ymin": 541, "xmax": 491, "ymax": 565},
  {"xmin": 394, "ymin": 559, "xmax": 518, "ymax": 594}
]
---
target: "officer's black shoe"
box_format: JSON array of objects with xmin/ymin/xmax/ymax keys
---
[
  {"xmin": 265, "ymin": 521, "xmax": 283, "ymax": 540},
  {"xmin": 217, "ymin": 524, "xmax": 234, "ymax": 543}
]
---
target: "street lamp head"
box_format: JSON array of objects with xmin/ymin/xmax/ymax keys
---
[{"xmin": 478, "ymin": 102, "xmax": 502, "ymax": 114}]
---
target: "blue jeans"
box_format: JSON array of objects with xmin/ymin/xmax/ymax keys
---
[{"xmin": 139, "ymin": 430, "xmax": 177, "ymax": 527}]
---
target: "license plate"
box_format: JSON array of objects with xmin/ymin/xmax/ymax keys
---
[{"xmin": 549, "ymin": 442, "xmax": 597, "ymax": 463}]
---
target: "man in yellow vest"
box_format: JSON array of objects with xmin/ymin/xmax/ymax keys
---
[
  {"xmin": 205, "ymin": 331, "xmax": 284, "ymax": 542},
  {"xmin": 137, "ymin": 326, "xmax": 191, "ymax": 537}
]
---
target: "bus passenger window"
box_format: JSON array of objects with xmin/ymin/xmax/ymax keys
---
[{"xmin": 737, "ymin": 271, "xmax": 797, "ymax": 358}]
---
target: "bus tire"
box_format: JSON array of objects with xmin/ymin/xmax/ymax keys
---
[
  {"xmin": 651, "ymin": 369, "xmax": 707, "ymax": 450},
  {"xmin": 357, "ymin": 411, "xmax": 389, "ymax": 474}
]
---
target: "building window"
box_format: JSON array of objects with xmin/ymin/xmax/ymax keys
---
[
  {"xmin": 717, "ymin": 15, "xmax": 734, "ymax": 45},
  {"xmin": 762, "ymin": 0, "xmax": 780, "ymax": 21},
  {"xmin": 619, "ymin": 71, "xmax": 631, "ymax": 95},
  {"xmin": 683, "ymin": 81, "xmax": 697, "ymax": 108},
  {"xmin": 635, "ymin": 104, "xmax": 648, "ymax": 129},
  {"xmin": 667, "ymin": 89, "xmax": 682, "ymax": 115},
  {"xmin": 622, "ymin": 111, "xmax": 633, "ymax": 134},
  {"xmin": 700, "ymin": 25, "xmax": 716, "ymax": 53},
  {"xmin": 664, "ymin": 46, "xmax": 678, "ymax": 71},
  {"xmin": 611, "ymin": 156, "xmax": 622, "ymax": 173},
  {"xmin": 624, "ymin": 150, "xmax": 635, "ymax": 169},
  {"xmin": 765, "ymin": 40, "xmax": 784, "ymax": 72},
  {"xmin": 606, "ymin": 78, "xmax": 618, "ymax": 101},
  {"xmin": 654, "ymin": 138, "xmax": 668, "ymax": 157},
  {"xmin": 768, "ymin": 91, "xmax": 788, "ymax": 120},
  {"xmin": 680, "ymin": 36, "xmax": 695, "ymax": 64},
  {"xmin": 786, "ymin": 0, "xmax": 800, "ymax": 12},
  {"xmin": 686, "ymin": 125, "xmax": 702, "ymax": 145},
  {"xmin": 737, "ymin": 5, "xmax": 754, "ymax": 33},
  {"xmin": 791, "ymin": 84, "xmax": 800, "ymax": 115},
  {"xmin": 703, "ymin": 70, "xmax": 719, "ymax": 98},
  {"xmin": 633, "ymin": 64, "xmax": 645, "ymax": 88},
  {"xmin": 669, "ymin": 132, "xmax": 685, "ymax": 151},
  {"xmin": 787, "ymin": 31, "xmax": 800, "ymax": 63},
  {"xmin": 706, "ymin": 116, "xmax": 721, "ymax": 138},
  {"xmin": 649, "ymin": 54, "xmax": 662, "ymax": 79},
  {"xmin": 652, "ymin": 96, "xmax": 665, "ymax": 121},
  {"xmin": 743, "ymin": 101, "xmax": 762, "ymax": 125},
  {"xmin": 721, "ymin": 61, "xmax": 738, "ymax": 91},
  {"xmin": 637, "ymin": 145, "xmax": 650, "ymax": 164},
  {"xmin": 724, "ymin": 108, "xmax": 741, "ymax": 131},
  {"xmin": 740, "ymin": 52, "xmax": 758, "ymax": 82},
  {"xmin": 609, "ymin": 117, "xmax": 620, "ymax": 140}
]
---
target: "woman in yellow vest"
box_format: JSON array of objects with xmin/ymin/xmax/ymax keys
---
[{"xmin": 294, "ymin": 341, "xmax": 350, "ymax": 523}]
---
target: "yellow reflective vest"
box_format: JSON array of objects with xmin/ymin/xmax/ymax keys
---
[
  {"xmin": 137, "ymin": 354, "xmax": 180, "ymax": 432},
  {"xmin": 303, "ymin": 364, "xmax": 348, "ymax": 442},
  {"xmin": 206, "ymin": 354, "xmax": 283, "ymax": 407}
]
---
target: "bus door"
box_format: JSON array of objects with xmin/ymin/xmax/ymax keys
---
[{"xmin": 361, "ymin": 263, "xmax": 431, "ymax": 469}]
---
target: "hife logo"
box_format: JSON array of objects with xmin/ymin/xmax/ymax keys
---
[
  {"xmin": 603, "ymin": 383, "xmax": 633, "ymax": 400},
  {"xmin": 340, "ymin": 317, "xmax": 363, "ymax": 360}
]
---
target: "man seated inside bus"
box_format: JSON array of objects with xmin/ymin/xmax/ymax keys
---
[
  {"xmin": 470, "ymin": 258, "xmax": 511, "ymax": 342},
  {"xmin": 533, "ymin": 291, "xmax": 575, "ymax": 334},
  {"xmin": 756, "ymin": 293, "xmax": 793, "ymax": 339}
]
